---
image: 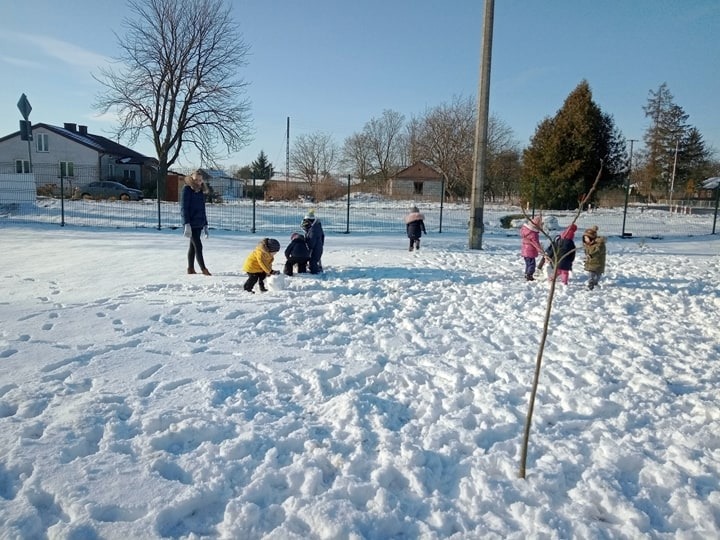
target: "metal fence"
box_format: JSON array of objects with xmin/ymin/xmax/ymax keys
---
[{"xmin": 1, "ymin": 172, "xmax": 719, "ymax": 238}]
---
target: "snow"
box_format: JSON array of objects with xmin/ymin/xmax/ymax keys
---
[{"xmin": 1, "ymin": 210, "xmax": 719, "ymax": 539}]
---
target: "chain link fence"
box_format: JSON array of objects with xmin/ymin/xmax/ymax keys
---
[{"xmin": 1, "ymin": 170, "xmax": 719, "ymax": 238}]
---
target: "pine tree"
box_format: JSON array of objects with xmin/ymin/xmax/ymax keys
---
[
  {"xmin": 638, "ymin": 83, "xmax": 711, "ymax": 199},
  {"xmin": 251, "ymin": 151, "xmax": 274, "ymax": 180},
  {"xmin": 521, "ymin": 80, "xmax": 626, "ymax": 209}
]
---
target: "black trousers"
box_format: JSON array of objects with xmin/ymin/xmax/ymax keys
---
[
  {"xmin": 244, "ymin": 272, "xmax": 267, "ymax": 292},
  {"xmin": 187, "ymin": 227, "xmax": 206, "ymax": 270},
  {"xmin": 284, "ymin": 257, "xmax": 308, "ymax": 276}
]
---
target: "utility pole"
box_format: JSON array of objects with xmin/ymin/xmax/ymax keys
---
[{"xmin": 469, "ymin": 0, "xmax": 494, "ymax": 250}]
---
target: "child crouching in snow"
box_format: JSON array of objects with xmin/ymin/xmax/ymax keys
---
[
  {"xmin": 284, "ymin": 232, "xmax": 310, "ymax": 276},
  {"xmin": 242, "ymin": 238, "xmax": 280, "ymax": 293}
]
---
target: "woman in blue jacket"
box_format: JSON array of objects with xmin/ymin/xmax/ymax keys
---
[{"xmin": 181, "ymin": 171, "xmax": 211, "ymax": 275}]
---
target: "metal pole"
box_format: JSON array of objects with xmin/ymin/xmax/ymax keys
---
[
  {"xmin": 621, "ymin": 139, "xmax": 636, "ymax": 237},
  {"xmin": 531, "ymin": 178, "xmax": 537, "ymax": 218},
  {"xmin": 345, "ymin": 174, "xmax": 351, "ymax": 234},
  {"xmin": 669, "ymin": 138, "xmax": 679, "ymax": 213},
  {"xmin": 156, "ymin": 169, "xmax": 161, "ymax": 230},
  {"xmin": 26, "ymin": 137, "xmax": 33, "ymax": 173},
  {"xmin": 60, "ymin": 172, "xmax": 65, "ymax": 227},
  {"xmin": 251, "ymin": 175, "xmax": 256, "ymax": 233},
  {"xmin": 469, "ymin": 0, "xmax": 494, "ymax": 250},
  {"xmin": 439, "ymin": 177, "xmax": 445, "ymax": 233},
  {"xmin": 712, "ymin": 185, "xmax": 719, "ymax": 235}
]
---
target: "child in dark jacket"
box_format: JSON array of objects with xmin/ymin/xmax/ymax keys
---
[
  {"xmin": 546, "ymin": 224, "xmax": 577, "ymax": 285},
  {"xmin": 405, "ymin": 206, "xmax": 427, "ymax": 251},
  {"xmin": 283, "ymin": 232, "xmax": 311, "ymax": 276},
  {"xmin": 301, "ymin": 210, "xmax": 325, "ymax": 274}
]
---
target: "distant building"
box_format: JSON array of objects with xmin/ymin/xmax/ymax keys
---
[
  {"xmin": 195, "ymin": 168, "xmax": 244, "ymax": 201},
  {"xmin": 0, "ymin": 122, "xmax": 157, "ymax": 192},
  {"xmin": 389, "ymin": 161, "xmax": 443, "ymax": 199}
]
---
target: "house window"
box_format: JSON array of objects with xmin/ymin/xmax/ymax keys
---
[
  {"xmin": 124, "ymin": 170, "xmax": 136, "ymax": 182},
  {"xmin": 59, "ymin": 161, "xmax": 75, "ymax": 177},
  {"xmin": 36, "ymin": 133, "xmax": 49, "ymax": 152},
  {"xmin": 15, "ymin": 160, "xmax": 30, "ymax": 173},
  {"xmin": 413, "ymin": 181, "xmax": 424, "ymax": 195}
]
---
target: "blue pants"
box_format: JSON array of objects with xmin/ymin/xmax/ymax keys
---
[{"xmin": 524, "ymin": 257, "xmax": 536, "ymax": 276}]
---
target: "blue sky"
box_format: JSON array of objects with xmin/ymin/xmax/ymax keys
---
[{"xmin": 1, "ymin": 0, "xmax": 718, "ymax": 171}]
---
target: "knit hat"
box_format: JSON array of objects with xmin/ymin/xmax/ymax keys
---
[
  {"xmin": 303, "ymin": 210, "xmax": 316, "ymax": 220},
  {"xmin": 265, "ymin": 238, "xmax": 280, "ymax": 253},
  {"xmin": 290, "ymin": 231, "xmax": 303, "ymax": 241},
  {"xmin": 530, "ymin": 215, "xmax": 543, "ymax": 228},
  {"xmin": 410, "ymin": 205, "xmax": 419, "ymax": 213},
  {"xmin": 560, "ymin": 223, "xmax": 577, "ymax": 240},
  {"xmin": 583, "ymin": 225, "xmax": 598, "ymax": 240}
]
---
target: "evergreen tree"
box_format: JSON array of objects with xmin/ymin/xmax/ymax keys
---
[
  {"xmin": 234, "ymin": 165, "xmax": 252, "ymax": 180},
  {"xmin": 521, "ymin": 80, "xmax": 626, "ymax": 210},
  {"xmin": 251, "ymin": 151, "xmax": 274, "ymax": 180},
  {"xmin": 638, "ymin": 83, "xmax": 711, "ymax": 199}
]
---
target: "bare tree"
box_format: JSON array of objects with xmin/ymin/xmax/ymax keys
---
[
  {"xmin": 341, "ymin": 132, "xmax": 374, "ymax": 183},
  {"xmin": 410, "ymin": 96, "xmax": 475, "ymax": 199},
  {"xmin": 486, "ymin": 116, "xmax": 521, "ymax": 201},
  {"xmin": 410, "ymin": 96, "xmax": 520, "ymax": 201},
  {"xmin": 518, "ymin": 163, "xmax": 603, "ymax": 479},
  {"xmin": 94, "ymin": 0, "xmax": 252, "ymax": 194},
  {"xmin": 363, "ymin": 110, "xmax": 406, "ymax": 191},
  {"xmin": 291, "ymin": 132, "xmax": 338, "ymax": 185}
]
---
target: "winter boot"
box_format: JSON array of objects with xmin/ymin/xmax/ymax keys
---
[
  {"xmin": 525, "ymin": 273, "xmax": 535, "ymax": 281},
  {"xmin": 201, "ymin": 268, "xmax": 212, "ymax": 276},
  {"xmin": 187, "ymin": 268, "xmax": 197, "ymax": 274}
]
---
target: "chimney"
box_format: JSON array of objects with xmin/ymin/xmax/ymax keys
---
[
  {"xmin": 64, "ymin": 123, "xmax": 77, "ymax": 132},
  {"xmin": 79, "ymin": 125, "xmax": 88, "ymax": 135}
]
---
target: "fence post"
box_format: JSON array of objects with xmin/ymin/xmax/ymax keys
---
[
  {"xmin": 439, "ymin": 177, "xmax": 445, "ymax": 233},
  {"xmin": 345, "ymin": 174, "xmax": 350, "ymax": 234},
  {"xmin": 60, "ymin": 171, "xmax": 65, "ymax": 227},
  {"xmin": 531, "ymin": 177, "xmax": 537, "ymax": 218},
  {"xmin": 156, "ymin": 169, "xmax": 161, "ymax": 230},
  {"xmin": 712, "ymin": 186, "xmax": 719, "ymax": 235},
  {"xmin": 251, "ymin": 175, "xmax": 256, "ymax": 233}
]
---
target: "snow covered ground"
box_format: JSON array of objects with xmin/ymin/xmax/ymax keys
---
[{"xmin": 1, "ymin": 214, "xmax": 719, "ymax": 539}]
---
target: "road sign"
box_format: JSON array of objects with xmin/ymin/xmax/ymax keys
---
[{"xmin": 17, "ymin": 93, "xmax": 32, "ymax": 120}]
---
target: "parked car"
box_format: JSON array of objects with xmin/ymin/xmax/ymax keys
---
[{"xmin": 78, "ymin": 181, "xmax": 144, "ymax": 201}]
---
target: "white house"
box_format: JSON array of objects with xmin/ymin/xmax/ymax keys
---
[
  {"xmin": 197, "ymin": 168, "xmax": 244, "ymax": 200},
  {"xmin": 0, "ymin": 122, "xmax": 157, "ymax": 193}
]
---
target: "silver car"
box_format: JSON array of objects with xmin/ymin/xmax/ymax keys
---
[{"xmin": 79, "ymin": 181, "xmax": 144, "ymax": 201}]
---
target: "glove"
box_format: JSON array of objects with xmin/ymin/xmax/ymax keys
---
[
  {"xmin": 203, "ymin": 226, "xmax": 209, "ymax": 239},
  {"xmin": 183, "ymin": 224, "xmax": 191, "ymax": 238}
]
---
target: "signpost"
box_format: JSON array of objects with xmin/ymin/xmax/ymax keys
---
[{"xmin": 17, "ymin": 93, "xmax": 33, "ymax": 172}]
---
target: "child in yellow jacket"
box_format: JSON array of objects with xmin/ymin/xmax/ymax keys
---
[{"xmin": 242, "ymin": 238, "xmax": 280, "ymax": 293}]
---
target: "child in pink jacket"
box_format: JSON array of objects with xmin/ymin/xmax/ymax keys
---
[{"xmin": 520, "ymin": 215, "xmax": 543, "ymax": 281}]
